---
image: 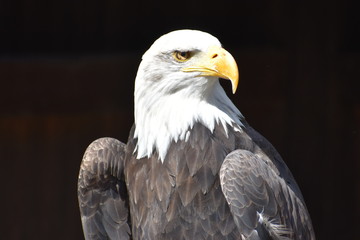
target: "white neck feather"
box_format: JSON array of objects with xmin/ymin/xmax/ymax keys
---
[{"xmin": 134, "ymin": 76, "xmax": 243, "ymax": 162}]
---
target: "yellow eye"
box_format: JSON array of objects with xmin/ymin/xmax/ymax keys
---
[{"xmin": 173, "ymin": 51, "xmax": 191, "ymax": 62}]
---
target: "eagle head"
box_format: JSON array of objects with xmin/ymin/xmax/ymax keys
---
[{"xmin": 133, "ymin": 29, "xmax": 242, "ymax": 161}]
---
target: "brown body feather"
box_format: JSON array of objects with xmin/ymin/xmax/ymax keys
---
[
  {"xmin": 78, "ymin": 120, "xmax": 315, "ymax": 240},
  {"xmin": 121, "ymin": 120, "xmax": 313, "ymax": 239},
  {"xmin": 78, "ymin": 120, "xmax": 315, "ymax": 239},
  {"xmin": 124, "ymin": 123, "xmax": 241, "ymax": 239}
]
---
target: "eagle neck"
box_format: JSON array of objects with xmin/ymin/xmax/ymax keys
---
[{"xmin": 134, "ymin": 81, "xmax": 243, "ymax": 162}]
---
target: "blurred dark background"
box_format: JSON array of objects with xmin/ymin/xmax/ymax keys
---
[{"xmin": 1, "ymin": 0, "xmax": 359, "ymax": 239}]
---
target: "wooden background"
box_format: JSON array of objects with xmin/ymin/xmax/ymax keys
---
[{"xmin": 1, "ymin": 0, "xmax": 359, "ymax": 239}]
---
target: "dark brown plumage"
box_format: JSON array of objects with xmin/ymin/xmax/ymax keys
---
[{"xmin": 78, "ymin": 121, "xmax": 315, "ymax": 239}]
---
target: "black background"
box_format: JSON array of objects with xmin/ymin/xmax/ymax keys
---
[{"xmin": 1, "ymin": 0, "xmax": 359, "ymax": 239}]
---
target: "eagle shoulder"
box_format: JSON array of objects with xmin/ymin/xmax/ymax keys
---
[
  {"xmin": 78, "ymin": 137, "xmax": 131, "ymax": 240},
  {"xmin": 220, "ymin": 148, "xmax": 315, "ymax": 240}
]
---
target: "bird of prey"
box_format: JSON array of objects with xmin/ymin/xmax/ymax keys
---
[{"xmin": 78, "ymin": 29, "xmax": 315, "ymax": 240}]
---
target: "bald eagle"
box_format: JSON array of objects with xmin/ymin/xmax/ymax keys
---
[{"xmin": 78, "ymin": 30, "xmax": 315, "ymax": 240}]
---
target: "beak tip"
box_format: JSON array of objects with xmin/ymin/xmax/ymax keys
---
[{"xmin": 231, "ymin": 78, "xmax": 239, "ymax": 94}]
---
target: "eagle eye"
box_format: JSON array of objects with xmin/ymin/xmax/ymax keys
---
[{"xmin": 173, "ymin": 51, "xmax": 191, "ymax": 62}]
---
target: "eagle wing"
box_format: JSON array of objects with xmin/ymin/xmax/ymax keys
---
[
  {"xmin": 220, "ymin": 149, "xmax": 315, "ymax": 240},
  {"xmin": 77, "ymin": 138, "xmax": 131, "ymax": 240}
]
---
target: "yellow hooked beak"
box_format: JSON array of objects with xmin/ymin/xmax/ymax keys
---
[{"xmin": 182, "ymin": 46, "xmax": 239, "ymax": 94}]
